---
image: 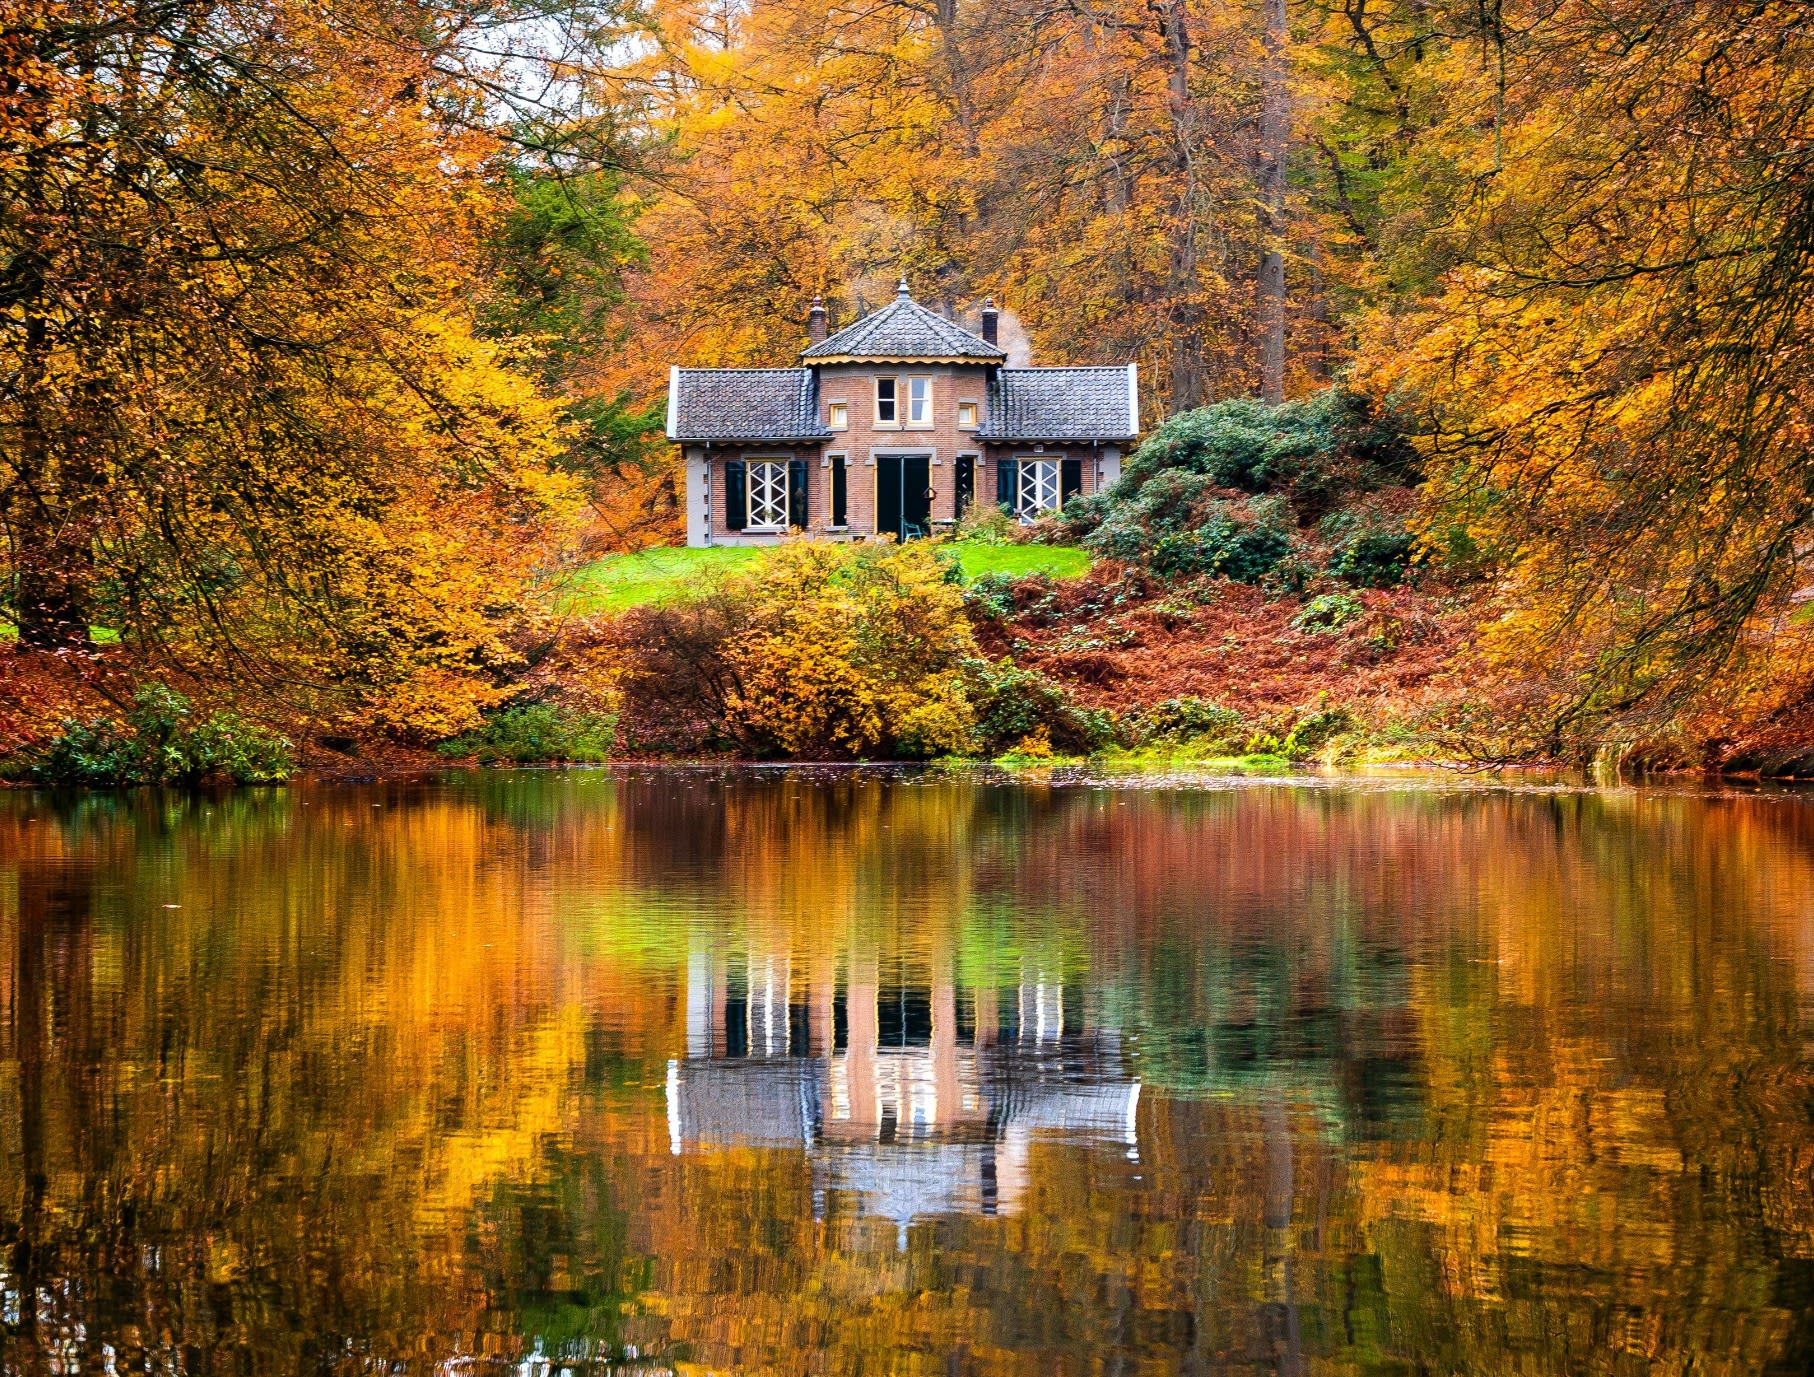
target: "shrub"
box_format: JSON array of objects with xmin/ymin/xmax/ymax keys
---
[
  {"xmin": 1330, "ymin": 529, "xmax": 1417, "ymax": 587},
  {"xmin": 1148, "ymin": 511, "xmax": 1292, "ymax": 582},
  {"xmin": 953, "ymin": 502, "xmax": 1021, "ymax": 545},
  {"xmin": 438, "ymin": 703, "xmax": 614, "ymax": 764},
  {"xmin": 1081, "ymin": 469, "xmax": 1215, "ymax": 559},
  {"xmin": 723, "ymin": 542, "xmax": 982, "ymax": 758},
  {"xmin": 1119, "ymin": 388, "xmax": 1418, "ymax": 510},
  {"xmin": 1291, "ymin": 591, "xmax": 1366, "ymax": 634},
  {"xmin": 967, "ymin": 657, "xmax": 1116, "ymax": 757},
  {"xmin": 1122, "ymin": 697, "xmax": 1246, "ymax": 751},
  {"xmin": 1279, "ymin": 706, "xmax": 1358, "ymax": 759},
  {"xmin": 960, "ymin": 571, "xmax": 1019, "ymax": 622},
  {"xmin": 18, "ymin": 683, "xmax": 292, "ymax": 786}
]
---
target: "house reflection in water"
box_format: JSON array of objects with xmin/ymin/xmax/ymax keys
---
[{"xmin": 666, "ymin": 940, "xmax": 1141, "ymax": 1235}]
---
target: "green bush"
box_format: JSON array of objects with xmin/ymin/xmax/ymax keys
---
[
  {"xmin": 1291, "ymin": 591, "xmax": 1366, "ymax": 633},
  {"xmin": 1330, "ymin": 529, "xmax": 1417, "ymax": 587},
  {"xmin": 1122, "ymin": 697, "xmax": 1246, "ymax": 751},
  {"xmin": 1076, "ymin": 469, "xmax": 1215, "ymax": 555},
  {"xmin": 1119, "ymin": 389, "xmax": 1418, "ymax": 506},
  {"xmin": 953, "ymin": 502, "xmax": 1020, "ymax": 545},
  {"xmin": 1279, "ymin": 706, "xmax": 1358, "ymax": 759},
  {"xmin": 1148, "ymin": 511, "xmax": 1292, "ymax": 582},
  {"xmin": 438, "ymin": 702, "xmax": 615, "ymax": 764},
  {"xmin": 966, "ymin": 658, "xmax": 1115, "ymax": 756},
  {"xmin": 18, "ymin": 683, "xmax": 292, "ymax": 786},
  {"xmin": 960, "ymin": 571, "xmax": 1019, "ymax": 621}
]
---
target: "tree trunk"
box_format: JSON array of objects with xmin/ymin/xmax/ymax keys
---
[
  {"xmin": 1257, "ymin": 0, "xmax": 1288, "ymax": 404},
  {"xmin": 12, "ymin": 129, "xmax": 95, "ymax": 651},
  {"xmin": 1159, "ymin": 0, "xmax": 1205, "ymax": 409}
]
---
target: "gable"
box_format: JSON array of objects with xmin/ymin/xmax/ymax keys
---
[{"xmin": 802, "ymin": 297, "xmax": 1005, "ymax": 365}]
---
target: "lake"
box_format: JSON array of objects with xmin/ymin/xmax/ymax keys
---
[{"xmin": 4, "ymin": 766, "xmax": 1814, "ymax": 1373}]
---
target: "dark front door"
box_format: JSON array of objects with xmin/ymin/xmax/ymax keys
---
[{"xmin": 876, "ymin": 455, "xmax": 932, "ymax": 541}]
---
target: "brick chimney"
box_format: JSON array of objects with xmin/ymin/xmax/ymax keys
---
[
  {"xmin": 981, "ymin": 297, "xmax": 999, "ymax": 346},
  {"xmin": 807, "ymin": 296, "xmax": 828, "ymax": 345}
]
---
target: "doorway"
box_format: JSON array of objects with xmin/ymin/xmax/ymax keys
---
[{"xmin": 875, "ymin": 454, "xmax": 932, "ymax": 541}]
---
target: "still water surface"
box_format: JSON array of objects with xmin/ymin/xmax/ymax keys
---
[{"xmin": 5, "ymin": 767, "xmax": 1814, "ymax": 1373}]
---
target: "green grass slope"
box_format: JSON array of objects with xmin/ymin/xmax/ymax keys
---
[{"xmin": 558, "ymin": 541, "xmax": 1090, "ymax": 615}]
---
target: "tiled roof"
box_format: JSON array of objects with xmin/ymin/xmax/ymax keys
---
[
  {"xmin": 668, "ymin": 367, "xmax": 830, "ymax": 442},
  {"xmin": 802, "ymin": 292, "xmax": 1005, "ymax": 363},
  {"xmin": 976, "ymin": 366, "xmax": 1138, "ymax": 441}
]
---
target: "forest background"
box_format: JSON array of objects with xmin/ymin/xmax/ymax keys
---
[{"xmin": 3, "ymin": 0, "xmax": 1812, "ymax": 778}]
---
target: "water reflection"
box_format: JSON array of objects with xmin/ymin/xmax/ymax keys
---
[
  {"xmin": 3, "ymin": 769, "xmax": 1814, "ymax": 1372},
  {"xmin": 668, "ymin": 944, "xmax": 1141, "ymax": 1228}
]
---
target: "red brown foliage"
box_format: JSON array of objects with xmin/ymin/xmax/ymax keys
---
[{"xmin": 973, "ymin": 563, "xmax": 1474, "ymax": 722}]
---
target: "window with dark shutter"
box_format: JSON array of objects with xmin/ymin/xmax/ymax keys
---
[
  {"xmin": 788, "ymin": 459, "xmax": 809, "ymax": 531},
  {"xmin": 1061, "ymin": 458, "xmax": 1082, "ymax": 506},
  {"xmin": 955, "ymin": 456, "xmax": 975, "ymax": 517},
  {"xmin": 725, "ymin": 460, "xmax": 747, "ymax": 530},
  {"xmin": 830, "ymin": 456, "xmax": 848, "ymax": 527},
  {"xmin": 996, "ymin": 459, "xmax": 1016, "ymax": 516}
]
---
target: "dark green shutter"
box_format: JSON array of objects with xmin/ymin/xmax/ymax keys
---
[
  {"xmin": 831, "ymin": 457, "xmax": 847, "ymax": 527},
  {"xmin": 725, "ymin": 460, "xmax": 747, "ymax": 530},
  {"xmin": 955, "ymin": 456, "xmax": 975, "ymax": 517},
  {"xmin": 997, "ymin": 459, "xmax": 1017, "ymax": 516},
  {"xmin": 789, "ymin": 458, "xmax": 809, "ymax": 531},
  {"xmin": 1060, "ymin": 458, "xmax": 1082, "ymax": 506}
]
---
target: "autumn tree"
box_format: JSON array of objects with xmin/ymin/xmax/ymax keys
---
[
  {"xmin": 600, "ymin": 0, "xmax": 1351, "ymax": 424},
  {"xmin": 0, "ymin": 0, "xmax": 582, "ymax": 733},
  {"xmin": 1357, "ymin": 0, "xmax": 1814, "ymax": 757}
]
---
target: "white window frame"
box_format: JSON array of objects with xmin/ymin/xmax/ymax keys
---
[
  {"xmin": 1016, "ymin": 457, "xmax": 1061, "ymax": 521},
  {"xmin": 957, "ymin": 400, "xmax": 979, "ymax": 429},
  {"xmin": 906, "ymin": 375, "xmax": 933, "ymax": 427},
  {"xmin": 827, "ymin": 400, "xmax": 849, "ymax": 430},
  {"xmin": 746, "ymin": 458, "xmax": 790, "ymax": 532},
  {"xmin": 874, "ymin": 377, "xmax": 899, "ymax": 427}
]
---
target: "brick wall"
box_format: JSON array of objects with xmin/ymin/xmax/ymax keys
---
[{"xmin": 692, "ymin": 367, "xmax": 1122, "ymax": 543}]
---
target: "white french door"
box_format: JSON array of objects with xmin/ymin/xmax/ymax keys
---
[
  {"xmin": 1017, "ymin": 459, "xmax": 1060, "ymax": 520},
  {"xmin": 748, "ymin": 461, "xmax": 788, "ymax": 530}
]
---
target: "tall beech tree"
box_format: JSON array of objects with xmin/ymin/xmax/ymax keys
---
[{"xmin": 0, "ymin": 0, "xmax": 580, "ymax": 732}]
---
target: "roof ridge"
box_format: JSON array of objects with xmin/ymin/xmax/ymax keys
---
[{"xmin": 802, "ymin": 293, "xmax": 1004, "ymax": 361}]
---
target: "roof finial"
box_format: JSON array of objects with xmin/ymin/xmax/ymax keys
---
[{"xmin": 896, "ymin": 273, "xmax": 911, "ymax": 300}]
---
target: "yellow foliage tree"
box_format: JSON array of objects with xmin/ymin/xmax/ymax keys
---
[
  {"xmin": 724, "ymin": 542, "xmax": 978, "ymax": 758},
  {"xmin": 0, "ymin": 0, "xmax": 582, "ymax": 737},
  {"xmin": 1356, "ymin": 0, "xmax": 1814, "ymax": 759}
]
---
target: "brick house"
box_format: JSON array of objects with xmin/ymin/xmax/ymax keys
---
[{"xmin": 667, "ymin": 281, "xmax": 1140, "ymax": 546}]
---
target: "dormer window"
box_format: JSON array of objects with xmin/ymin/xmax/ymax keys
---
[
  {"xmin": 958, "ymin": 401, "xmax": 979, "ymax": 429},
  {"xmin": 827, "ymin": 400, "xmax": 849, "ymax": 430},
  {"xmin": 875, "ymin": 377, "xmax": 898, "ymax": 425},
  {"xmin": 907, "ymin": 376, "xmax": 933, "ymax": 426}
]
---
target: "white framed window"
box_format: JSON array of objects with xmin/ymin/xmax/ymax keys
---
[
  {"xmin": 907, "ymin": 376, "xmax": 933, "ymax": 425},
  {"xmin": 1017, "ymin": 458, "xmax": 1060, "ymax": 520},
  {"xmin": 748, "ymin": 460, "xmax": 789, "ymax": 531},
  {"xmin": 827, "ymin": 401, "xmax": 849, "ymax": 430},
  {"xmin": 874, "ymin": 377, "xmax": 899, "ymax": 426},
  {"xmin": 957, "ymin": 401, "xmax": 979, "ymax": 428}
]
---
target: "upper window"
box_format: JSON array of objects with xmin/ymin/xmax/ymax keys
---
[
  {"xmin": 907, "ymin": 376, "xmax": 933, "ymax": 426},
  {"xmin": 957, "ymin": 401, "xmax": 979, "ymax": 429},
  {"xmin": 875, "ymin": 377, "xmax": 898, "ymax": 425},
  {"xmin": 827, "ymin": 401, "xmax": 849, "ymax": 430}
]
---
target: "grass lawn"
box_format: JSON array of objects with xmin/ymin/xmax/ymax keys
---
[{"xmin": 558, "ymin": 540, "xmax": 1092, "ymax": 616}]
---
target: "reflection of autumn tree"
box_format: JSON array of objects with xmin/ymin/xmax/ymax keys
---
[{"xmin": 4, "ymin": 777, "xmax": 1814, "ymax": 1369}]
